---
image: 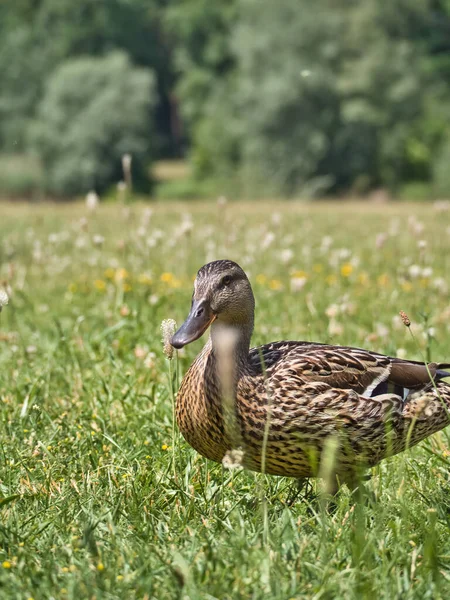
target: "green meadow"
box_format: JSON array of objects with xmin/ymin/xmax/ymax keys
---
[{"xmin": 1, "ymin": 200, "xmax": 450, "ymax": 599}]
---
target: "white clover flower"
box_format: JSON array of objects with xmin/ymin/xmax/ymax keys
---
[
  {"xmin": 408, "ymin": 264, "xmax": 421, "ymax": 278},
  {"xmin": 325, "ymin": 303, "xmax": 339, "ymax": 319},
  {"xmin": 290, "ymin": 276, "xmax": 307, "ymax": 293},
  {"xmin": 408, "ymin": 216, "xmax": 424, "ymax": 236},
  {"xmin": 328, "ymin": 319, "xmax": 344, "ymax": 337},
  {"xmin": 376, "ymin": 323, "xmax": 389, "ymax": 339},
  {"xmin": 0, "ymin": 289, "xmax": 9, "ymax": 312},
  {"xmin": 92, "ymin": 234, "xmax": 105, "ymax": 247},
  {"xmin": 271, "ymin": 212, "xmax": 281, "ymax": 226},
  {"xmin": 432, "ymin": 277, "xmax": 448, "ymax": 293},
  {"xmin": 161, "ymin": 319, "xmax": 177, "ymax": 359},
  {"xmin": 280, "ymin": 249, "xmax": 294, "ymax": 264},
  {"xmin": 222, "ymin": 448, "xmax": 244, "ymax": 470},
  {"xmin": 261, "ymin": 231, "xmax": 275, "ymax": 250},
  {"xmin": 375, "ymin": 233, "xmax": 387, "ymax": 249},
  {"xmin": 144, "ymin": 352, "xmax": 156, "ymax": 370},
  {"xmin": 321, "ymin": 235, "xmax": 333, "ymax": 249}
]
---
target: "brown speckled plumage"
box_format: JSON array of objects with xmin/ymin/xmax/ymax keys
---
[{"xmin": 172, "ymin": 260, "xmax": 450, "ymax": 486}]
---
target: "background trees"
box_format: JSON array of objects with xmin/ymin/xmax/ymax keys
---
[
  {"xmin": 30, "ymin": 52, "xmax": 155, "ymax": 195},
  {"xmin": 0, "ymin": 0, "xmax": 449, "ymax": 198}
]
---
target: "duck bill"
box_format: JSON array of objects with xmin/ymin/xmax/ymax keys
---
[{"xmin": 171, "ymin": 300, "xmax": 216, "ymax": 349}]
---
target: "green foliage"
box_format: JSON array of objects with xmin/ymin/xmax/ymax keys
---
[
  {"xmin": 169, "ymin": 0, "xmax": 450, "ymax": 197},
  {"xmin": 1, "ymin": 0, "xmax": 450, "ymax": 197},
  {"xmin": 0, "ymin": 0, "xmax": 174, "ymax": 156},
  {"xmin": 30, "ymin": 52, "xmax": 155, "ymax": 196},
  {"xmin": 433, "ymin": 134, "xmax": 450, "ymax": 196}
]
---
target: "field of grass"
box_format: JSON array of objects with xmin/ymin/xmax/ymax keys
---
[{"xmin": 1, "ymin": 199, "xmax": 450, "ymax": 599}]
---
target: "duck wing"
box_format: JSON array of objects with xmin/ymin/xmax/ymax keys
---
[{"xmin": 249, "ymin": 341, "xmax": 450, "ymax": 398}]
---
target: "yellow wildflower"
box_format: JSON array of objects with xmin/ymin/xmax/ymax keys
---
[
  {"xmin": 97, "ymin": 563, "xmax": 105, "ymax": 571},
  {"xmin": 358, "ymin": 272, "xmax": 369, "ymax": 285},
  {"xmin": 256, "ymin": 274, "xmax": 267, "ymax": 285},
  {"xmin": 377, "ymin": 274, "xmax": 389, "ymax": 287},
  {"xmin": 160, "ymin": 272, "xmax": 174, "ymax": 283},
  {"xmin": 269, "ymin": 279, "xmax": 282, "ymax": 290},
  {"xmin": 115, "ymin": 268, "xmax": 129, "ymax": 282},
  {"xmin": 2, "ymin": 561, "xmax": 11, "ymax": 569},
  {"xmin": 326, "ymin": 274, "xmax": 337, "ymax": 286},
  {"xmin": 291, "ymin": 270, "xmax": 308, "ymax": 279},
  {"xmin": 138, "ymin": 274, "xmax": 153, "ymax": 285},
  {"xmin": 340, "ymin": 263, "xmax": 353, "ymax": 278},
  {"xmin": 401, "ymin": 281, "xmax": 413, "ymax": 293},
  {"xmin": 104, "ymin": 268, "xmax": 115, "ymax": 279},
  {"xmin": 161, "ymin": 444, "xmax": 168, "ymax": 450},
  {"xmin": 94, "ymin": 279, "xmax": 106, "ymax": 291}
]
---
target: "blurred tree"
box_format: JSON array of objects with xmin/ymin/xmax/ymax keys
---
[
  {"xmin": 169, "ymin": 0, "xmax": 450, "ymax": 196},
  {"xmin": 0, "ymin": 0, "xmax": 176, "ymax": 156},
  {"xmin": 1, "ymin": 0, "xmax": 449, "ymax": 197},
  {"xmin": 188, "ymin": 0, "xmax": 431, "ymax": 195},
  {"xmin": 30, "ymin": 52, "xmax": 155, "ymax": 196}
]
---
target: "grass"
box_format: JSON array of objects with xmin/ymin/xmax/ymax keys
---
[{"xmin": 1, "ymin": 199, "xmax": 450, "ymax": 599}]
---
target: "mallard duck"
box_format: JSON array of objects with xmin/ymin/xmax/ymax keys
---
[{"xmin": 171, "ymin": 260, "xmax": 450, "ymax": 490}]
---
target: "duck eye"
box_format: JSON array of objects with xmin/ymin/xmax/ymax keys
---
[{"xmin": 220, "ymin": 275, "xmax": 232, "ymax": 288}]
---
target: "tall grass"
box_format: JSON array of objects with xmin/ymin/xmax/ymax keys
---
[{"xmin": 1, "ymin": 200, "xmax": 450, "ymax": 599}]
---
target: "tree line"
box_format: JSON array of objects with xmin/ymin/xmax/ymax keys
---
[{"xmin": 1, "ymin": 0, "xmax": 449, "ymax": 198}]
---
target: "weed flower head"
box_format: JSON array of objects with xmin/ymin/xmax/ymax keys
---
[
  {"xmin": 0, "ymin": 289, "xmax": 9, "ymax": 311},
  {"xmin": 122, "ymin": 153, "xmax": 132, "ymax": 173},
  {"xmin": 85, "ymin": 191, "xmax": 99, "ymax": 211},
  {"xmin": 399, "ymin": 310, "xmax": 411, "ymax": 327},
  {"xmin": 161, "ymin": 319, "xmax": 177, "ymax": 359},
  {"xmin": 222, "ymin": 447, "xmax": 244, "ymax": 470}
]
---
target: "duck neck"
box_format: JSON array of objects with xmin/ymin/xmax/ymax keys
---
[{"xmin": 210, "ymin": 317, "xmax": 253, "ymax": 369}]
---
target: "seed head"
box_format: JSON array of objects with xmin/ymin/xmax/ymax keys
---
[
  {"xmin": 399, "ymin": 310, "xmax": 411, "ymax": 327},
  {"xmin": 0, "ymin": 289, "xmax": 9, "ymax": 312},
  {"xmin": 85, "ymin": 191, "xmax": 99, "ymax": 211},
  {"xmin": 161, "ymin": 319, "xmax": 177, "ymax": 359},
  {"xmin": 222, "ymin": 448, "xmax": 244, "ymax": 470}
]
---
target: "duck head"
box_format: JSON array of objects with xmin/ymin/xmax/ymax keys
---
[{"xmin": 171, "ymin": 260, "xmax": 255, "ymax": 349}]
